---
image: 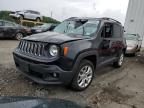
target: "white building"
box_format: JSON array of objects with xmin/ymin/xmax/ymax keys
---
[{"xmin": 124, "ymin": 0, "xmax": 144, "ymax": 46}]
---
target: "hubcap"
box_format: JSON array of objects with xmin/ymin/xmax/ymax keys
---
[
  {"xmin": 16, "ymin": 33, "xmax": 23, "ymax": 40},
  {"xmin": 118, "ymin": 53, "xmax": 124, "ymax": 66},
  {"xmin": 77, "ymin": 65, "xmax": 93, "ymax": 88}
]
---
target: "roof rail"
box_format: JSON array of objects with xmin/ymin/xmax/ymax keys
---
[{"xmin": 101, "ymin": 17, "xmax": 121, "ymax": 24}]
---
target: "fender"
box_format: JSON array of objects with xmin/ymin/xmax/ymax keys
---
[{"xmin": 72, "ymin": 49, "xmax": 98, "ymax": 72}]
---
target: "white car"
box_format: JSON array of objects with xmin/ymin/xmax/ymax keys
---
[{"xmin": 9, "ymin": 10, "xmax": 43, "ymax": 22}]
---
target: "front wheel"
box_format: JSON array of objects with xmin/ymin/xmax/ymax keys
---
[
  {"xmin": 71, "ymin": 60, "xmax": 94, "ymax": 91},
  {"xmin": 15, "ymin": 33, "xmax": 23, "ymax": 40},
  {"xmin": 113, "ymin": 52, "xmax": 124, "ymax": 68}
]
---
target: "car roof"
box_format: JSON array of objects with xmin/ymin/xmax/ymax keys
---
[
  {"xmin": 25, "ymin": 10, "xmax": 39, "ymax": 13},
  {"xmin": 66, "ymin": 17, "xmax": 122, "ymax": 25}
]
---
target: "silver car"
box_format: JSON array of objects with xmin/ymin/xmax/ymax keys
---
[
  {"xmin": 10, "ymin": 10, "xmax": 43, "ymax": 22},
  {"xmin": 125, "ymin": 33, "xmax": 143, "ymax": 55}
]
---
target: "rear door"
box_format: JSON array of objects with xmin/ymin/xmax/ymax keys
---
[
  {"xmin": 99, "ymin": 22, "xmax": 114, "ymax": 62},
  {"xmin": 112, "ymin": 23, "xmax": 124, "ymax": 56},
  {"xmin": 99, "ymin": 22, "xmax": 123, "ymax": 63}
]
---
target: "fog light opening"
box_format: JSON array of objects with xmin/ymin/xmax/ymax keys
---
[{"xmin": 53, "ymin": 73, "xmax": 57, "ymax": 78}]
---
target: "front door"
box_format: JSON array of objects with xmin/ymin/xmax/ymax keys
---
[{"xmin": 98, "ymin": 22, "xmax": 114, "ymax": 63}]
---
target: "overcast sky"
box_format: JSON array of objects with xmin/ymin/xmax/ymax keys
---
[{"xmin": 0, "ymin": 0, "xmax": 129, "ymax": 24}]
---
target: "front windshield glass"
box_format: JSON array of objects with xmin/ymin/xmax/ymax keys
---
[
  {"xmin": 41, "ymin": 24, "xmax": 51, "ymax": 29},
  {"xmin": 68, "ymin": 20, "xmax": 100, "ymax": 37},
  {"xmin": 35, "ymin": 24, "xmax": 51, "ymax": 29},
  {"xmin": 125, "ymin": 34, "xmax": 138, "ymax": 40},
  {"xmin": 53, "ymin": 21, "xmax": 75, "ymax": 33}
]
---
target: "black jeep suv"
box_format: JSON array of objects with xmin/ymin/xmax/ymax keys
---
[{"xmin": 13, "ymin": 17, "xmax": 126, "ymax": 91}]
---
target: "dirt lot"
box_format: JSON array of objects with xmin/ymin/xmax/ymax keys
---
[{"xmin": 0, "ymin": 40, "xmax": 144, "ymax": 108}]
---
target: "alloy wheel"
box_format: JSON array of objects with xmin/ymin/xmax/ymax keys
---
[{"xmin": 77, "ymin": 65, "xmax": 93, "ymax": 88}]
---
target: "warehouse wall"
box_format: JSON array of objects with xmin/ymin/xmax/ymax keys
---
[{"xmin": 124, "ymin": 0, "xmax": 144, "ymax": 46}]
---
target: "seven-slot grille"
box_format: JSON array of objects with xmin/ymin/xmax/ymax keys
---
[{"xmin": 18, "ymin": 40, "xmax": 46, "ymax": 56}]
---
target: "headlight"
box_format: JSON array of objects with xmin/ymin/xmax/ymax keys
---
[
  {"xmin": 49, "ymin": 45, "xmax": 58, "ymax": 57},
  {"xmin": 127, "ymin": 46, "xmax": 134, "ymax": 50},
  {"xmin": 36, "ymin": 29, "xmax": 42, "ymax": 32}
]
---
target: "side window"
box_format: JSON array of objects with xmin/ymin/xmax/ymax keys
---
[
  {"xmin": 113, "ymin": 24, "xmax": 121, "ymax": 38},
  {"xmin": 0, "ymin": 21, "xmax": 3, "ymax": 26},
  {"xmin": 34, "ymin": 11, "xmax": 39, "ymax": 15},
  {"xmin": 31, "ymin": 11, "xmax": 35, "ymax": 14},
  {"xmin": 27, "ymin": 11, "xmax": 32, "ymax": 14},
  {"xmin": 4, "ymin": 22, "xmax": 15, "ymax": 27},
  {"xmin": 101, "ymin": 23, "xmax": 113, "ymax": 38}
]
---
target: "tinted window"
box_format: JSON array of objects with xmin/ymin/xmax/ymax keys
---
[
  {"xmin": 0, "ymin": 21, "xmax": 3, "ymax": 26},
  {"xmin": 31, "ymin": 11, "xmax": 35, "ymax": 14},
  {"xmin": 101, "ymin": 23, "xmax": 113, "ymax": 38},
  {"xmin": 4, "ymin": 22, "xmax": 15, "ymax": 27},
  {"xmin": 31, "ymin": 11, "xmax": 39, "ymax": 14},
  {"xmin": 113, "ymin": 24, "xmax": 121, "ymax": 38}
]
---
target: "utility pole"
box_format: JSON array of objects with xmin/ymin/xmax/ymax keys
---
[{"xmin": 51, "ymin": 11, "xmax": 53, "ymax": 18}]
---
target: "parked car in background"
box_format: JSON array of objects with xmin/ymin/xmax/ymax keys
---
[
  {"xmin": 125, "ymin": 33, "xmax": 143, "ymax": 55},
  {"xmin": 31, "ymin": 23, "xmax": 57, "ymax": 34},
  {"xmin": 0, "ymin": 20, "xmax": 31, "ymax": 40},
  {"xmin": 9, "ymin": 10, "xmax": 43, "ymax": 22},
  {"xmin": 13, "ymin": 17, "xmax": 126, "ymax": 91}
]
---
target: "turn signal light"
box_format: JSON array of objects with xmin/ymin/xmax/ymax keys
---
[{"xmin": 64, "ymin": 47, "xmax": 69, "ymax": 56}]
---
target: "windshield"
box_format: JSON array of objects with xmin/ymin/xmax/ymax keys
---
[
  {"xmin": 68, "ymin": 20, "xmax": 100, "ymax": 37},
  {"xmin": 53, "ymin": 21, "xmax": 76, "ymax": 33},
  {"xmin": 125, "ymin": 34, "xmax": 138, "ymax": 40},
  {"xmin": 53, "ymin": 20, "xmax": 100, "ymax": 37}
]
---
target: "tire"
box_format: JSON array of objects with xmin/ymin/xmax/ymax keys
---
[
  {"xmin": 36, "ymin": 18, "xmax": 41, "ymax": 22},
  {"xmin": 15, "ymin": 32, "xmax": 23, "ymax": 40},
  {"xmin": 71, "ymin": 60, "xmax": 94, "ymax": 91},
  {"xmin": 113, "ymin": 52, "xmax": 124, "ymax": 68}
]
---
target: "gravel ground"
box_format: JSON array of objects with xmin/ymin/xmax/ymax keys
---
[{"xmin": 0, "ymin": 40, "xmax": 144, "ymax": 108}]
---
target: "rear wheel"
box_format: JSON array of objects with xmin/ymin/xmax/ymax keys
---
[
  {"xmin": 36, "ymin": 18, "xmax": 41, "ymax": 22},
  {"xmin": 71, "ymin": 60, "xmax": 94, "ymax": 91},
  {"xmin": 113, "ymin": 52, "xmax": 124, "ymax": 68},
  {"xmin": 15, "ymin": 33, "xmax": 23, "ymax": 40}
]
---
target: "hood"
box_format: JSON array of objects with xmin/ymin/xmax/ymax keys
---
[
  {"xmin": 0, "ymin": 96, "xmax": 87, "ymax": 108},
  {"xmin": 24, "ymin": 32, "xmax": 84, "ymax": 44}
]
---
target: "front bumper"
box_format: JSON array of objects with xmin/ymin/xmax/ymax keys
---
[{"xmin": 13, "ymin": 53, "xmax": 73, "ymax": 85}]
